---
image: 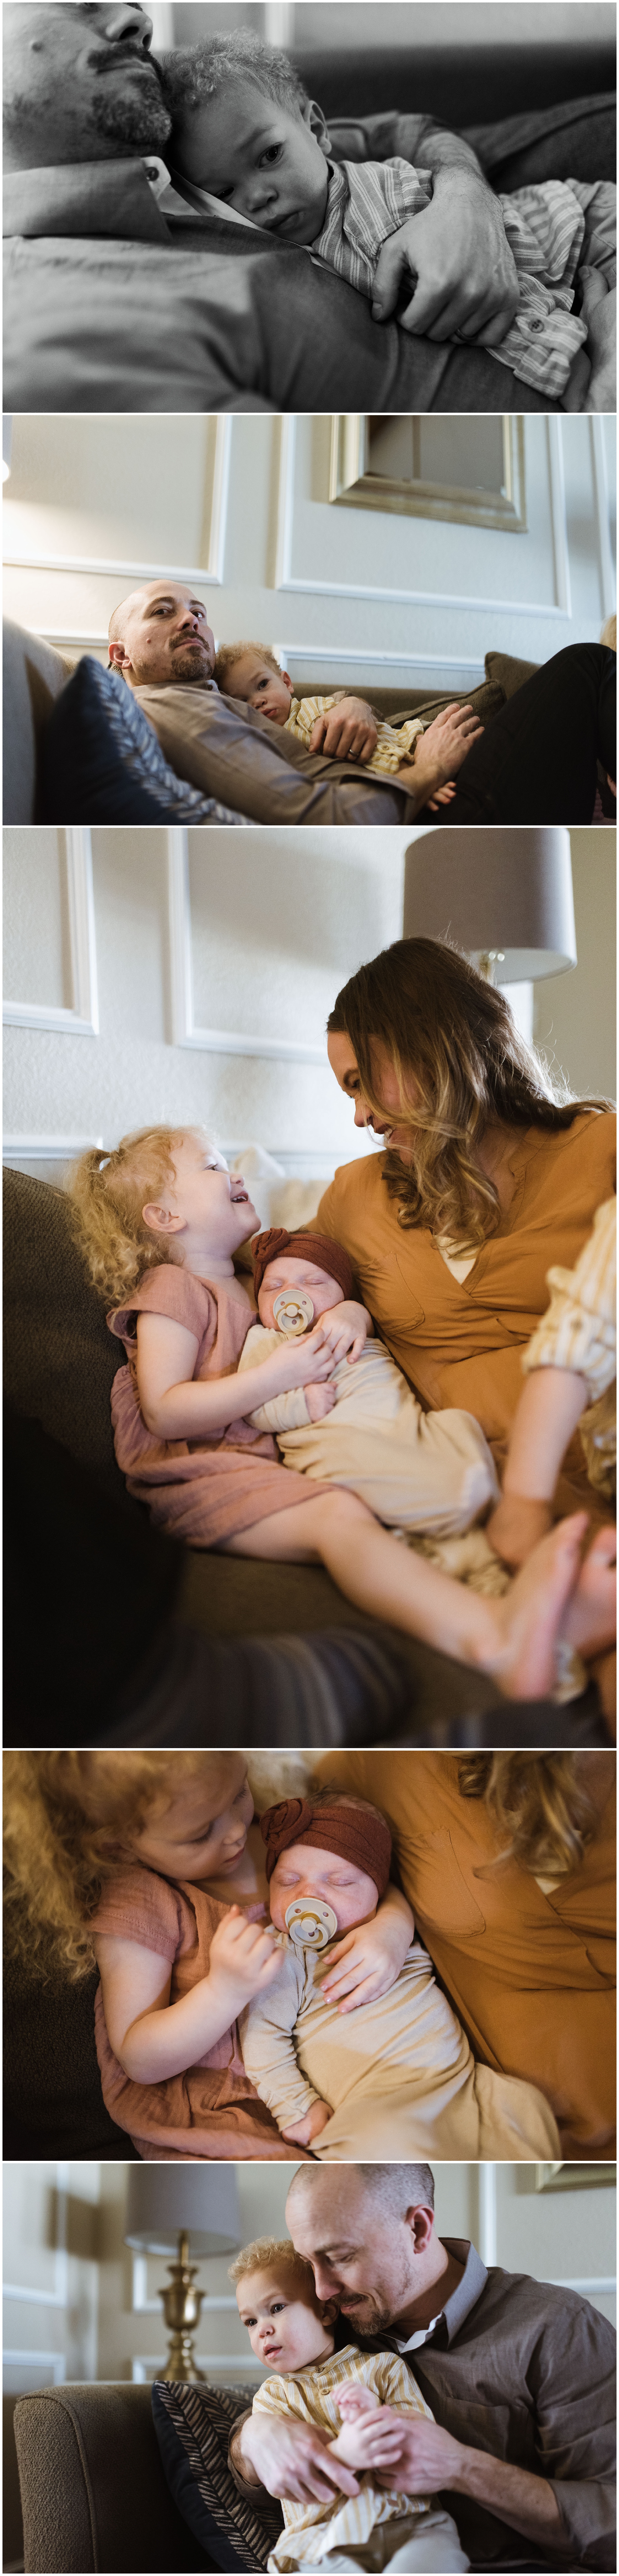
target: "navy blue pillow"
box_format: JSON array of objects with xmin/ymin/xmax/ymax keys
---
[
  {"xmin": 152, "ymin": 2381, "xmax": 283, "ymax": 2574},
  {"xmin": 40, "ymin": 656, "xmax": 250, "ymax": 825}
]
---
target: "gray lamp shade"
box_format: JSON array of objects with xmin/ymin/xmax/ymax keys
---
[
  {"xmin": 125, "ymin": 2164, "xmax": 240, "ymax": 2257},
  {"xmin": 403, "ymin": 827, "xmax": 577, "ymax": 982}
]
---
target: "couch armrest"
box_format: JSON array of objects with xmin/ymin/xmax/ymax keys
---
[
  {"xmin": 2, "ymin": 620, "xmax": 73, "ymax": 823},
  {"xmin": 13, "ymin": 2384, "xmax": 209, "ymax": 2574}
]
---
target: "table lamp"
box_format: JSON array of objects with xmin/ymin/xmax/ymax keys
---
[
  {"xmin": 403, "ymin": 826, "xmax": 577, "ymax": 996},
  {"xmin": 125, "ymin": 2167, "xmax": 240, "ymax": 2383}
]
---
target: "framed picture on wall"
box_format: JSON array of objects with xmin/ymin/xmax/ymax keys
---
[
  {"xmin": 535, "ymin": 2164, "xmax": 617, "ymax": 2191},
  {"xmin": 330, "ymin": 414, "xmax": 526, "ymax": 532}
]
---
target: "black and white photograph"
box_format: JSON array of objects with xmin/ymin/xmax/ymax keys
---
[{"xmin": 3, "ymin": 2, "xmax": 617, "ymax": 415}]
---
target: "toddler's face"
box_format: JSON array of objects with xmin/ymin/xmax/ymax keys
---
[
  {"xmin": 143, "ymin": 1133, "xmax": 259, "ymax": 1257},
  {"xmin": 225, "ymin": 655, "xmax": 293, "ymax": 725},
  {"xmin": 269, "ymin": 1841, "xmax": 379, "ymax": 1939},
  {"xmin": 134, "ymin": 1756, "xmax": 254, "ymax": 1882},
  {"xmin": 259, "ymin": 1257, "xmax": 344, "ymax": 1331},
  {"xmin": 174, "ymin": 77, "xmax": 330, "ymax": 244},
  {"xmin": 236, "ymin": 2267, "xmax": 334, "ymax": 2372}
]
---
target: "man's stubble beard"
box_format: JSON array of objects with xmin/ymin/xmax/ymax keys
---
[
  {"xmin": 170, "ymin": 647, "xmax": 214, "ymax": 685},
  {"xmin": 90, "ymin": 75, "xmax": 171, "ymax": 154}
]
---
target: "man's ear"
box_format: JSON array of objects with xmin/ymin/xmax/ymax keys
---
[
  {"xmin": 303, "ymin": 96, "xmax": 332, "ymax": 155},
  {"xmin": 142, "ymin": 1200, "xmax": 185, "ymax": 1237},
  {"xmin": 108, "ymin": 640, "xmax": 129, "ymax": 670}
]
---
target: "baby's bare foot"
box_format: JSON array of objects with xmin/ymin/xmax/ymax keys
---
[{"xmin": 561, "ymin": 1525, "xmax": 617, "ymax": 1657}]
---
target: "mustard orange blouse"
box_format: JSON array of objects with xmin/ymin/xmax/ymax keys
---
[
  {"xmin": 319, "ymin": 1749, "xmax": 616, "ymax": 2156},
  {"xmin": 317, "ymin": 1113, "xmax": 616, "ymax": 1475}
]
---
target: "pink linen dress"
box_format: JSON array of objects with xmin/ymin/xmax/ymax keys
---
[
  {"xmin": 108, "ymin": 1264, "xmax": 326, "ymax": 1547},
  {"xmin": 92, "ymin": 1862, "xmax": 304, "ymax": 2160}
]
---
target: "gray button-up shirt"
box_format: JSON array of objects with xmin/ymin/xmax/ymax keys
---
[{"xmin": 230, "ymin": 2239, "xmax": 616, "ymax": 2572}]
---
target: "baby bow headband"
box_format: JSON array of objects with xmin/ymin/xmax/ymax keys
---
[{"xmin": 259, "ymin": 1797, "xmax": 392, "ymax": 1897}]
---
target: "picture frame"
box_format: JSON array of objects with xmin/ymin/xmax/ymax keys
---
[
  {"xmin": 535, "ymin": 2164, "xmax": 617, "ymax": 2192},
  {"xmin": 329, "ymin": 413, "xmax": 527, "ymax": 533}
]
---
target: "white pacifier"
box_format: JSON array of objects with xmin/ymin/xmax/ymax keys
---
[
  {"xmin": 284, "ymin": 1899, "xmax": 338, "ymax": 1949},
  {"xmin": 273, "ymin": 1291, "xmax": 315, "ymax": 1337}
]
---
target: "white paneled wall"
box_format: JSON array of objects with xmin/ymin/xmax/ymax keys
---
[
  {"xmin": 3, "ymin": 826, "xmax": 615, "ymax": 1187},
  {"xmin": 4, "ymin": 2161, "xmax": 615, "ymax": 2393},
  {"xmin": 3, "ymin": 412, "xmax": 615, "ymax": 685}
]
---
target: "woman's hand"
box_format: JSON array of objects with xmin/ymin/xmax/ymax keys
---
[
  {"xmin": 318, "ymin": 1890, "xmax": 414, "ymax": 2011},
  {"xmin": 208, "ymin": 1906, "xmax": 282, "ymax": 2003},
  {"xmin": 318, "ymin": 1301, "xmax": 372, "ymax": 1364},
  {"xmin": 487, "ymin": 1492, "xmax": 554, "ymax": 1568},
  {"xmin": 281, "ymin": 2099, "xmax": 332, "ymax": 2144}
]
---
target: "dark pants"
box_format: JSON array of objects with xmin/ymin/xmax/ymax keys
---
[{"xmin": 422, "ymin": 644, "xmax": 616, "ymax": 825}]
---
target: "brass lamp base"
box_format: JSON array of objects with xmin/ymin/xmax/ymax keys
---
[{"xmin": 157, "ymin": 2231, "xmax": 207, "ymax": 2384}]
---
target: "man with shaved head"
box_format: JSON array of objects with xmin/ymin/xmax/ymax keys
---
[
  {"xmin": 105, "ymin": 578, "xmax": 423, "ymax": 824},
  {"xmin": 5, "ymin": 4, "xmax": 613, "ymax": 411},
  {"xmin": 229, "ymin": 2163, "xmax": 615, "ymax": 2571}
]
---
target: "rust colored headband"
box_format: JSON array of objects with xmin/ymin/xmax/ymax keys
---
[
  {"xmin": 260, "ymin": 1797, "xmax": 391, "ymax": 1897},
  {"xmin": 252, "ymin": 1229, "xmax": 354, "ymax": 1303}
]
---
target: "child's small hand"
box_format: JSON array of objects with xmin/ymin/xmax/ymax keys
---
[
  {"xmin": 330, "ymin": 2405, "xmax": 407, "ymax": 2474},
  {"xmin": 264, "ymin": 1325, "xmax": 335, "ymax": 1394},
  {"xmin": 305, "ymin": 1384, "xmax": 337, "ymax": 1421},
  {"xmin": 281, "ymin": 2099, "xmax": 332, "ymax": 2145},
  {"xmin": 317, "ymin": 1301, "xmax": 371, "ymax": 1365},
  {"xmin": 208, "ymin": 1906, "xmax": 282, "ymax": 2001},
  {"xmin": 336, "ymin": 2386, "xmax": 380, "ymax": 2420},
  {"xmin": 318, "ymin": 1907, "xmax": 413, "ymax": 2012}
]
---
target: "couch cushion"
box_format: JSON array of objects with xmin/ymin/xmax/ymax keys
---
[
  {"xmin": 39, "ymin": 657, "xmax": 251, "ymax": 825},
  {"xmin": 3, "ymin": 618, "xmax": 72, "ymax": 824},
  {"xmin": 152, "ymin": 2382, "xmax": 283, "ymax": 2573},
  {"xmin": 3, "ymin": 1163, "xmax": 126, "ymax": 1490},
  {"xmin": 290, "ymin": 679, "xmax": 505, "ymax": 726},
  {"xmin": 484, "ymin": 648, "xmax": 540, "ymax": 699}
]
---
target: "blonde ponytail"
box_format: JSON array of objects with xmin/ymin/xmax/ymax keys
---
[{"xmin": 68, "ymin": 1125, "xmax": 200, "ymax": 1306}]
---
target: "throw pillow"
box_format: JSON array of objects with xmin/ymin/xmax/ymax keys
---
[
  {"xmin": 484, "ymin": 649, "xmax": 540, "ymax": 699},
  {"xmin": 385, "ymin": 677, "xmax": 505, "ymax": 729},
  {"xmin": 39, "ymin": 657, "xmax": 250, "ymax": 825},
  {"xmin": 152, "ymin": 2382, "xmax": 283, "ymax": 2573}
]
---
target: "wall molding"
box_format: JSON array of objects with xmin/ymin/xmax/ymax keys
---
[
  {"xmin": 3, "ymin": 1135, "xmax": 103, "ymax": 1161},
  {"xmin": 131, "ymin": 2255, "xmax": 237, "ymax": 2318},
  {"xmin": 3, "ymin": 829, "xmax": 99, "ymax": 1037},
  {"xmin": 3, "ymin": 2348, "xmax": 67, "ymax": 2384},
  {"xmin": 3, "ymin": 422, "xmax": 232, "ymax": 589},
  {"xmin": 273, "ymin": 643, "xmax": 485, "ymax": 681},
  {"xmin": 168, "ymin": 828, "xmax": 326, "ymax": 1064},
  {"xmin": 275, "ymin": 414, "xmax": 571, "ymax": 620},
  {"xmin": 589, "ymin": 415, "xmax": 616, "ymax": 618},
  {"xmin": 131, "ymin": 2354, "xmax": 261, "ymax": 2383}
]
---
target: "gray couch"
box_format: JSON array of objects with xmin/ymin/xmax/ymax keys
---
[
  {"xmin": 10, "ymin": 2380, "xmax": 225, "ymax": 2572},
  {"xmin": 3, "ymin": 616, "xmax": 512, "ymax": 825}
]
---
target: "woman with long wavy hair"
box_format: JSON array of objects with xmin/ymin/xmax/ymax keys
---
[
  {"xmin": 318, "ymin": 1746, "xmax": 616, "ymax": 2158},
  {"xmin": 319, "ymin": 935, "xmax": 616, "ymax": 1703}
]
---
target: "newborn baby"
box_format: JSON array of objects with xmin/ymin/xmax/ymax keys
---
[
  {"xmin": 213, "ymin": 646, "xmax": 426, "ymax": 784},
  {"xmin": 239, "ymin": 1792, "xmax": 561, "ymax": 2160},
  {"xmin": 232, "ymin": 2233, "xmax": 469, "ymax": 2574},
  {"xmin": 237, "ymin": 1227, "xmax": 499, "ymax": 1543},
  {"xmin": 164, "ymin": 36, "xmax": 616, "ymax": 406}
]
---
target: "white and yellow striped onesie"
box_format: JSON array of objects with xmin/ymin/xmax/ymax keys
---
[
  {"xmin": 284, "ymin": 695, "xmax": 424, "ymax": 777},
  {"xmin": 254, "ymin": 2343, "xmax": 468, "ymax": 2573},
  {"xmin": 522, "ymin": 1195, "xmax": 616, "ymax": 1497}
]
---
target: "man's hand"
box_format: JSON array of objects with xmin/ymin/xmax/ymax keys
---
[
  {"xmin": 372, "ymin": 168, "xmax": 519, "ymax": 343},
  {"xmin": 309, "ymin": 699, "xmax": 378, "ymax": 765},
  {"xmin": 305, "ymin": 1383, "xmax": 337, "ymax": 1421},
  {"xmin": 233, "ymin": 2408, "xmax": 360, "ymax": 2503},
  {"xmin": 371, "ymin": 2416, "xmax": 469, "ymax": 2495},
  {"xmin": 317, "ymin": 1300, "xmax": 371, "ymax": 1365},
  {"xmin": 409, "ymin": 704, "xmax": 484, "ymax": 806},
  {"xmin": 487, "ymin": 1493, "xmax": 554, "ymax": 1569},
  {"xmin": 281, "ymin": 2098, "xmax": 331, "ymax": 2145},
  {"xmin": 318, "ymin": 1903, "xmax": 413, "ymax": 2012},
  {"xmin": 579, "ymin": 270, "xmax": 617, "ymax": 413}
]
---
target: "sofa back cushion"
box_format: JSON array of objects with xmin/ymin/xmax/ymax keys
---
[
  {"xmin": 484, "ymin": 648, "xmax": 540, "ymax": 698},
  {"xmin": 3, "ymin": 619, "xmax": 73, "ymax": 823},
  {"xmin": 152, "ymin": 2381, "xmax": 283, "ymax": 2572},
  {"xmin": 3, "ymin": 1163, "xmax": 124, "ymax": 1491}
]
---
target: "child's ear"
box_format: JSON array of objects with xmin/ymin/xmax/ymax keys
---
[
  {"xmin": 302, "ymin": 96, "xmax": 332, "ymax": 155},
  {"xmin": 281, "ymin": 672, "xmax": 294, "ymax": 693}
]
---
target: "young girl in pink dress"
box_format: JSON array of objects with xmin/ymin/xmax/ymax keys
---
[{"xmin": 69, "ymin": 1122, "xmax": 612, "ymax": 1698}]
